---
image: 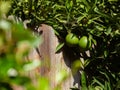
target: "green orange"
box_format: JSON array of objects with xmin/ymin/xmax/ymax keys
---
[
  {"xmin": 78, "ymin": 36, "xmax": 91, "ymax": 51},
  {"xmin": 65, "ymin": 33, "xmax": 79, "ymax": 47}
]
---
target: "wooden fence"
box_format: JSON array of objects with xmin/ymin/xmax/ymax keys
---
[{"xmin": 28, "ymin": 24, "xmax": 81, "ymax": 90}]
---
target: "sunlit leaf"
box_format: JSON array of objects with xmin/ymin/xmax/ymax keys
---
[
  {"xmin": 55, "ymin": 42, "xmax": 64, "ymax": 53},
  {"xmin": 0, "ymin": 20, "xmax": 11, "ymax": 30},
  {"xmin": 105, "ymin": 26, "xmax": 112, "ymax": 35},
  {"xmin": 56, "ymin": 18, "xmax": 67, "ymax": 24},
  {"xmin": 0, "ymin": 1, "xmax": 11, "ymax": 14},
  {"xmin": 80, "ymin": 0, "xmax": 90, "ymax": 12},
  {"xmin": 84, "ymin": 59, "xmax": 90, "ymax": 67},
  {"xmin": 77, "ymin": 15, "xmax": 87, "ymax": 23},
  {"xmin": 95, "ymin": 86, "xmax": 103, "ymax": 90},
  {"xmin": 38, "ymin": 77, "xmax": 50, "ymax": 90},
  {"xmin": 7, "ymin": 68, "xmax": 18, "ymax": 77},
  {"xmin": 55, "ymin": 70, "xmax": 68, "ymax": 84},
  {"xmin": 23, "ymin": 60, "xmax": 41, "ymax": 71}
]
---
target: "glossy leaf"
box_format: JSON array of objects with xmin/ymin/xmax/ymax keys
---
[{"xmin": 55, "ymin": 42, "xmax": 64, "ymax": 53}]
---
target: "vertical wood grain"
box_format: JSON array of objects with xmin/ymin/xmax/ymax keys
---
[{"xmin": 29, "ymin": 24, "xmax": 80, "ymax": 90}]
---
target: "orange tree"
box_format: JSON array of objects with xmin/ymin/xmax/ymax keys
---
[
  {"xmin": 0, "ymin": 1, "xmax": 70, "ymax": 90},
  {"xmin": 8, "ymin": 0, "xmax": 120, "ymax": 89}
]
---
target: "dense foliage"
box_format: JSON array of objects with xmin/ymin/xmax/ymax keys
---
[
  {"xmin": 1, "ymin": 0, "xmax": 120, "ymax": 90},
  {"xmin": 0, "ymin": 1, "xmax": 49, "ymax": 90},
  {"xmin": 0, "ymin": 1, "xmax": 68, "ymax": 90}
]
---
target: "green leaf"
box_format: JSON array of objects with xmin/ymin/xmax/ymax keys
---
[
  {"xmin": 84, "ymin": 59, "xmax": 90, "ymax": 67},
  {"xmin": 56, "ymin": 18, "xmax": 67, "ymax": 24},
  {"xmin": 104, "ymin": 50, "xmax": 108, "ymax": 58},
  {"xmin": 95, "ymin": 86, "xmax": 103, "ymax": 90},
  {"xmin": 104, "ymin": 81, "xmax": 111, "ymax": 90},
  {"xmin": 80, "ymin": 0, "xmax": 90, "ymax": 12},
  {"xmin": 91, "ymin": 38, "xmax": 97, "ymax": 46},
  {"xmin": 23, "ymin": 60, "xmax": 41, "ymax": 71},
  {"xmin": 81, "ymin": 71, "xmax": 87, "ymax": 90},
  {"xmin": 77, "ymin": 14, "xmax": 87, "ymax": 23},
  {"xmin": 11, "ymin": 76, "xmax": 31, "ymax": 85},
  {"xmin": 12, "ymin": 23, "xmax": 35, "ymax": 42},
  {"xmin": 94, "ymin": 7, "xmax": 111, "ymax": 19},
  {"xmin": 0, "ymin": 20, "xmax": 11, "ymax": 31},
  {"xmin": 55, "ymin": 70, "xmax": 68, "ymax": 84},
  {"xmin": 116, "ymin": 80, "xmax": 120, "ymax": 88},
  {"xmin": 88, "ymin": 85, "xmax": 95, "ymax": 90},
  {"xmin": 0, "ymin": 1, "xmax": 11, "ymax": 14},
  {"xmin": 38, "ymin": 77, "xmax": 50, "ymax": 90},
  {"xmin": 95, "ymin": 26, "xmax": 104, "ymax": 31},
  {"xmin": 87, "ymin": 16, "xmax": 100, "ymax": 24},
  {"xmin": 108, "ymin": 0, "xmax": 118, "ymax": 1},
  {"xmin": 70, "ymin": 1, "xmax": 73, "ymax": 9},
  {"xmin": 55, "ymin": 42, "xmax": 64, "ymax": 53},
  {"xmin": 99, "ymin": 71, "xmax": 111, "ymax": 83},
  {"xmin": 105, "ymin": 26, "xmax": 112, "ymax": 35},
  {"xmin": 92, "ymin": 77, "xmax": 104, "ymax": 88},
  {"xmin": 65, "ymin": 0, "xmax": 73, "ymax": 12},
  {"xmin": 91, "ymin": 0, "xmax": 97, "ymax": 10},
  {"xmin": 54, "ymin": 29, "xmax": 60, "ymax": 36}
]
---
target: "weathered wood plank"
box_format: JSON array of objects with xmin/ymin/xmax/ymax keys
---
[{"xmin": 29, "ymin": 24, "xmax": 80, "ymax": 90}]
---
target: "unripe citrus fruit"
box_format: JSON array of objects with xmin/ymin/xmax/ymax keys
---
[
  {"xmin": 65, "ymin": 33, "xmax": 79, "ymax": 47},
  {"xmin": 78, "ymin": 36, "xmax": 91, "ymax": 51}
]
